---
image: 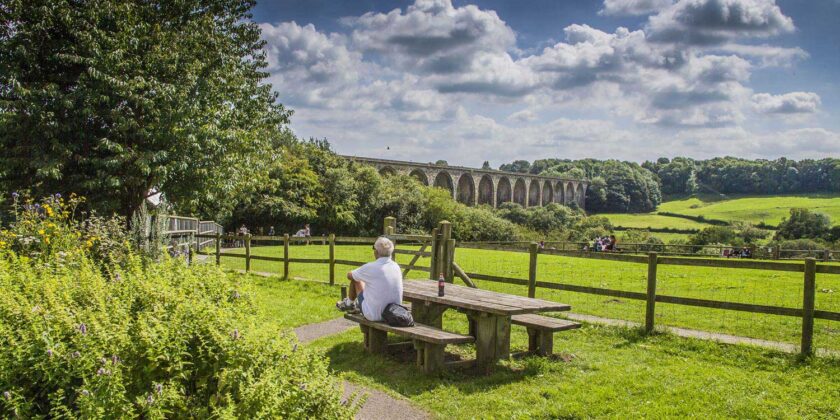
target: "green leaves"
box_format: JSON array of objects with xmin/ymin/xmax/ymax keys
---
[{"xmin": 1, "ymin": 0, "xmax": 291, "ymax": 219}]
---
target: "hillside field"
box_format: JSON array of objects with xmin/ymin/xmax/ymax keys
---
[
  {"xmin": 600, "ymin": 194, "xmax": 840, "ymax": 238},
  {"xmin": 658, "ymin": 194, "xmax": 840, "ymax": 226}
]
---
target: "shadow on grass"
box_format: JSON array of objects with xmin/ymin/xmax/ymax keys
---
[{"xmin": 322, "ymin": 338, "xmax": 560, "ymax": 398}]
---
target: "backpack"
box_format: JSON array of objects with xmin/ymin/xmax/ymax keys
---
[{"xmin": 381, "ymin": 303, "xmax": 415, "ymax": 327}]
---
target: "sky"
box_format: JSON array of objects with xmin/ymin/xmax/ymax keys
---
[{"xmin": 251, "ymin": 0, "xmax": 840, "ymax": 167}]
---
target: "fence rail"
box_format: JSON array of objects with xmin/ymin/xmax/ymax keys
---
[
  {"xmin": 460, "ymin": 240, "xmax": 838, "ymax": 262},
  {"xmin": 174, "ymin": 215, "xmax": 839, "ymax": 356},
  {"xmin": 456, "ymin": 240, "xmax": 838, "ymax": 356}
]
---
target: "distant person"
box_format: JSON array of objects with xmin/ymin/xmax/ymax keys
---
[
  {"xmin": 294, "ymin": 223, "xmax": 311, "ymax": 238},
  {"xmin": 539, "ymin": 240, "xmax": 545, "ymax": 249},
  {"xmin": 336, "ymin": 237, "xmax": 403, "ymax": 321},
  {"xmin": 605, "ymin": 235, "xmax": 617, "ymax": 251},
  {"xmin": 268, "ymin": 226, "xmax": 275, "ymax": 236},
  {"xmin": 238, "ymin": 224, "xmax": 248, "ymax": 235},
  {"xmin": 741, "ymin": 247, "xmax": 752, "ymax": 258}
]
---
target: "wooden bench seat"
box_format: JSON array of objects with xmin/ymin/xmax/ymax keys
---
[
  {"xmin": 344, "ymin": 313, "xmax": 474, "ymax": 373},
  {"xmin": 511, "ymin": 314, "xmax": 581, "ymax": 356}
]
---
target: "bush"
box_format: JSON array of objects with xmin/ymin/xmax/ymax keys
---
[
  {"xmin": 0, "ymin": 200, "xmax": 355, "ymax": 418},
  {"xmin": 775, "ymin": 208, "xmax": 832, "ymax": 241},
  {"xmin": 620, "ymin": 230, "xmax": 665, "ymax": 252}
]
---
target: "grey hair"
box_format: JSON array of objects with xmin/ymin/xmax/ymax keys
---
[{"xmin": 374, "ymin": 236, "xmax": 394, "ymax": 257}]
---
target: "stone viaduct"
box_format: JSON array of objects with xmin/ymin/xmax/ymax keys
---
[{"xmin": 344, "ymin": 156, "xmax": 589, "ymax": 210}]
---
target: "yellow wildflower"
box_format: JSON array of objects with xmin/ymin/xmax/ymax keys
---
[{"xmin": 38, "ymin": 229, "xmax": 45, "ymax": 235}]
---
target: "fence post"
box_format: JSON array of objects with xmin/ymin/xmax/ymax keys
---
[
  {"xmin": 438, "ymin": 221, "xmax": 452, "ymax": 281},
  {"xmin": 195, "ymin": 230, "xmax": 201, "ymax": 256},
  {"xmin": 329, "ymin": 234, "xmax": 336, "ymax": 286},
  {"xmin": 429, "ymin": 227, "xmax": 439, "ymax": 280},
  {"xmin": 447, "ymin": 239, "xmax": 456, "ymax": 284},
  {"xmin": 823, "ymin": 249, "xmax": 830, "ymax": 262},
  {"xmin": 215, "ymin": 233, "xmax": 221, "ymax": 266},
  {"xmin": 645, "ymin": 252, "xmax": 658, "ymax": 334},
  {"xmin": 528, "ymin": 242, "xmax": 539, "ymax": 298},
  {"xmin": 773, "ymin": 245, "xmax": 781, "ymax": 260},
  {"xmin": 383, "ymin": 216, "xmax": 396, "ymax": 235},
  {"xmin": 283, "ymin": 234, "xmax": 290, "ymax": 280},
  {"xmin": 801, "ymin": 258, "xmax": 816, "ymax": 356},
  {"xmin": 245, "ymin": 234, "xmax": 252, "ymax": 273}
]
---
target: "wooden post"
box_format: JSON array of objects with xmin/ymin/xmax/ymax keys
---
[
  {"xmin": 283, "ymin": 234, "xmax": 290, "ymax": 280},
  {"xmin": 429, "ymin": 227, "xmax": 438, "ymax": 280},
  {"xmin": 383, "ymin": 216, "xmax": 396, "ymax": 235},
  {"xmin": 329, "ymin": 233, "xmax": 336, "ymax": 286},
  {"xmin": 773, "ymin": 245, "xmax": 781, "ymax": 260},
  {"xmin": 195, "ymin": 230, "xmax": 201, "ymax": 256},
  {"xmin": 528, "ymin": 242, "xmax": 539, "ymax": 298},
  {"xmin": 645, "ymin": 252, "xmax": 658, "ymax": 334},
  {"xmin": 244, "ymin": 234, "xmax": 251, "ymax": 273},
  {"xmin": 438, "ymin": 221, "xmax": 452, "ymax": 282},
  {"xmin": 801, "ymin": 258, "xmax": 816, "ymax": 356},
  {"xmin": 215, "ymin": 233, "xmax": 221, "ymax": 266},
  {"xmin": 446, "ymin": 239, "xmax": 456, "ymax": 283},
  {"xmin": 823, "ymin": 249, "xmax": 830, "ymax": 262}
]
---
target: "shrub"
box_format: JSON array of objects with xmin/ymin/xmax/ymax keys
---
[
  {"xmin": 620, "ymin": 230, "xmax": 665, "ymax": 252},
  {"xmin": 0, "ymin": 200, "xmax": 355, "ymax": 418},
  {"xmin": 775, "ymin": 208, "xmax": 832, "ymax": 241}
]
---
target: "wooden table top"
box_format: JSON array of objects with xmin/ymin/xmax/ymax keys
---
[{"xmin": 403, "ymin": 280, "xmax": 570, "ymax": 315}]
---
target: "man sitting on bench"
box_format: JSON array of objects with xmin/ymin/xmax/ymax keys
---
[{"xmin": 336, "ymin": 236, "xmax": 403, "ymax": 321}]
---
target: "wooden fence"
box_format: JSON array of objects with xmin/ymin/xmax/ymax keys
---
[
  {"xmin": 460, "ymin": 240, "xmax": 837, "ymax": 262},
  {"xmin": 183, "ymin": 215, "xmax": 839, "ymax": 356},
  {"xmin": 196, "ymin": 217, "xmax": 437, "ymax": 285},
  {"xmin": 454, "ymin": 241, "xmax": 840, "ymax": 356}
]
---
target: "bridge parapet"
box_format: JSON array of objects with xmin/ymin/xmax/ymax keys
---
[{"xmin": 343, "ymin": 155, "xmax": 588, "ymax": 210}]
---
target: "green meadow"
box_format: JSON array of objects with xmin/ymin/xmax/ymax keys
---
[
  {"xmin": 231, "ymin": 248, "xmax": 840, "ymax": 419},
  {"xmin": 217, "ymin": 244, "xmax": 840, "ymax": 352},
  {"xmin": 658, "ymin": 194, "xmax": 840, "ymax": 226}
]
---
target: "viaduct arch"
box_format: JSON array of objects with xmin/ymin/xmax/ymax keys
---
[{"xmin": 345, "ymin": 156, "xmax": 589, "ymax": 210}]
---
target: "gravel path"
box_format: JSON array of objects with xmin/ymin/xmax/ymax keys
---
[{"xmin": 294, "ymin": 317, "xmax": 431, "ymax": 420}]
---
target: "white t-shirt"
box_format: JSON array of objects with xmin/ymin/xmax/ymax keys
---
[{"xmin": 351, "ymin": 257, "xmax": 403, "ymax": 321}]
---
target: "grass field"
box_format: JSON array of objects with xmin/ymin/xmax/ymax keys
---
[
  {"xmin": 600, "ymin": 213, "xmax": 711, "ymax": 231},
  {"xmin": 218, "ymin": 243, "xmax": 840, "ymax": 353},
  {"xmin": 659, "ymin": 194, "xmax": 840, "ymax": 226},
  {"xmin": 231, "ymin": 264, "xmax": 840, "ymax": 418}
]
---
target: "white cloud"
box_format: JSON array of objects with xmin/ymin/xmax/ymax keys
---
[
  {"xmin": 508, "ymin": 109, "xmax": 538, "ymax": 122},
  {"xmin": 600, "ymin": 0, "xmax": 674, "ymax": 16},
  {"xmin": 258, "ymin": 0, "xmax": 831, "ymax": 164},
  {"xmin": 648, "ymin": 0, "xmax": 795, "ymax": 45},
  {"xmin": 752, "ymin": 92, "xmax": 821, "ymax": 114},
  {"xmin": 715, "ymin": 43, "xmax": 807, "ymax": 67}
]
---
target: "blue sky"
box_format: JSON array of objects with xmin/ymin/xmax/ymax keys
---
[{"xmin": 252, "ymin": 0, "xmax": 839, "ymax": 166}]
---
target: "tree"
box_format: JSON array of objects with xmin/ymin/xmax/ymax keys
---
[
  {"xmin": 435, "ymin": 160, "xmax": 448, "ymax": 166},
  {"xmin": 775, "ymin": 208, "xmax": 832, "ymax": 241},
  {"xmin": 0, "ymin": 0, "xmax": 290, "ymax": 220},
  {"xmin": 499, "ymin": 160, "xmax": 531, "ymax": 173},
  {"xmin": 482, "ymin": 161, "xmax": 491, "ymax": 169}
]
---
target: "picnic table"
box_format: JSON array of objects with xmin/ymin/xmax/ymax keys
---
[{"xmin": 402, "ymin": 279, "xmax": 571, "ymax": 372}]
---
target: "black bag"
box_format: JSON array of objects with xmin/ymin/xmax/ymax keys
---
[{"xmin": 381, "ymin": 303, "xmax": 415, "ymax": 327}]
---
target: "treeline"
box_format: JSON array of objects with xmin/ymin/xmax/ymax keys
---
[
  {"xmin": 499, "ymin": 159, "xmax": 662, "ymax": 213},
  {"xmin": 643, "ymin": 157, "xmax": 840, "ymax": 196},
  {"xmin": 498, "ymin": 156, "xmax": 840, "ymax": 213}
]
